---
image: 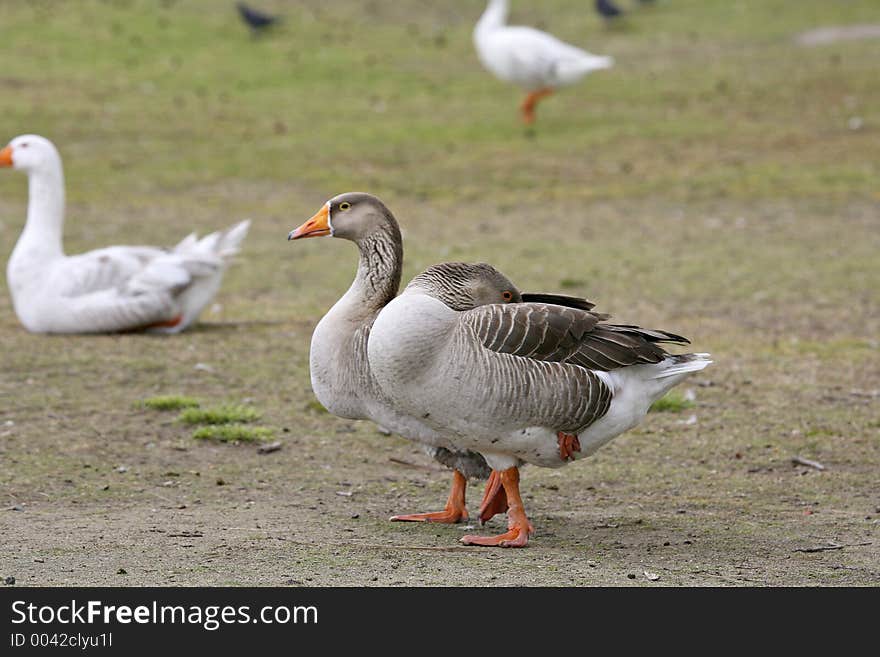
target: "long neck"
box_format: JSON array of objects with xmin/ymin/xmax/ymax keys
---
[
  {"xmin": 335, "ymin": 220, "xmax": 403, "ymax": 320},
  {"xmin": 476, "ymin": 0, "xmax": 509, "ymax": 34},
  {"xmin": 16, "ymin": 160, "xmax": 66, "ymax": 260}
]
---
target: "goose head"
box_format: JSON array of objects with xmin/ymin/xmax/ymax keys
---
[
  {"xmin": 288, "ymin": 192, "xmax": 398, "ymax": 243},
  {"xmin": 405, "ymin": 262, "xmax": 522, "ymax": 311},
  {"xmin": 0, "ymin": 135, "xmax": 62, "ymax": 174}
]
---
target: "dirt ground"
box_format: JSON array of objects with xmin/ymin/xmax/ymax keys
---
[{"xmin": 2, "ymin": 196, "xmax": 878, "ymax": 587}]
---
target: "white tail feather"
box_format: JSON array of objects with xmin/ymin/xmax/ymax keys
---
[
  {"xmin": 172, "ymin": 220, "xmax": 250, "ymax": 259},
  {"xmin": 217, "ymin": 219, "xmax": 250, "ymax": 257},
  {"xmin": 150, "ymin": 220, "xmax": 250, "ymax": 333},
  {"xmin": 652, "ymin": 354, "xmax": 713, "ymax": 379},
  {"xmin": 173, "ymin": 232, "xmax": 198, "ymax": 251}
]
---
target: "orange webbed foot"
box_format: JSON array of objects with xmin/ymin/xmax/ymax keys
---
[
  {"xmin": 390, "ymin": 508, "xmax": 468, "ymax": 524},
  {"xmin": 461, "ymin": 522, "xmax": 531, "ymax": 548},
  {"xmin": 390, "ymin": 470, "xmax": 468, "ymax": 524},
  {"xmin": 460, "ymin": 467, "xmax": 533, "ymax": 548}
]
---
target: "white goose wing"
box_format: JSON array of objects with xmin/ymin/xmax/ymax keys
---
[
  {"xmin": 50, "ymin": 287, "xmax": 178, "ymax": 334},
  {"xmin": 484, "ymin": 26, "xmax": 612, "ymax": 88},
  {"xmin": 50, "ymin": 245, "xmax": 169, "ymax": 297},
  {"xmin": 39, "ymin": 247, "xmax": 199, "ymax": 333},
  {"xmin": 16, "ymin": 221, "xmax": 248, "ymax": 334}
]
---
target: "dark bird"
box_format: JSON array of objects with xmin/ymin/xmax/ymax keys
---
[
  {"xmin": 236, "ymin": 2, "xmax": 279, "ymax": 35},
  {"xmin": 594, "ymin": 0, "xmax": 624, "ymax": 20}
]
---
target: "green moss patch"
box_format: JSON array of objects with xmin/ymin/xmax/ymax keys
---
[{"xmin": 141, "ymin": 395, "xmax": 201, "ymax": 411}]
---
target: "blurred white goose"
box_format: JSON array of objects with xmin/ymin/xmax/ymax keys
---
[
  {"xmin": 0, "ymin": 135, "xmax": 249, "ymax": 334},
  {"xmin": 474, "ymin": 0, "xmax": 614, "ymax": 124},
  {"xmin": 368, "ymin": 263, "xmax": 712, "ymax": 547}
]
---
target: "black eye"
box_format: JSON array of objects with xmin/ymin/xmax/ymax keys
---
[
  {"xmin": 19, "ymin": 143, "xmax": 29, "ymax": 149},
  {"xmin": 339, "ymin": 202, "xmax": 351, "ymax": 211},
  {"xmin": 502, "ymin": 290, "xmax": 513, "ymax": 301}
]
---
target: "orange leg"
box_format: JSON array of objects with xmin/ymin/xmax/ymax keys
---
[
  {"xmin": 557, "ymin": 431, "xmax": 581, "ymax": 462},
  {"xmin": 520, "ymin": 88, "xmax": 554, "ymax": 125},
  {"xmin": 390, "ymin": 470, "xmax": 469, "ymax": 523},
  {"xmin": 477, "ymin": 469, "xmax": 509, "ymax": 524},
  {"xmin": 461, "ymin": 467, "xmax": 533, "ymax": 548}
]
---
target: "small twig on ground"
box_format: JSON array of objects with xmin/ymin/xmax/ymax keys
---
[
  {"xmin": 793, "ymin": 541, "xmax": 871, "ymax": 553},
  {"xmin": 257, "ymin": 441, "xmax": 282, "ymax": 454},
  {"xmin": 791, "ymin": 455, "xmax": 826, "ymax": 471},
  {"xmin": 848, "ymin": 389, "xmax": 879, "ymax": 398},
  {"xmin": 357, "ymin": 543, "xmax": 483, "ymax": 552},
  {"xmin": 146, "ymin": 491, "xmax": 177, "ymax": 506},
  {"xmin": 388, "ymin": 457, "xmax": 441, "ymax": 472}
]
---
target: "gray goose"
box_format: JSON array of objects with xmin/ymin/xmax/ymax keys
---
[
  {"xmin": 368, "ymin": 263, "xmax": 712, "ymax": 547},
  {"xmin": 287, "ymin": 193, "xmax": 594, "ymax": 524}
]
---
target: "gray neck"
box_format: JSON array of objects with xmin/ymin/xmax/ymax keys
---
[
  {"xmin": 476, "ymin": 0, "xmax": 509, "ymax": 34},
  {"xmin": 345, "ymin": 222, "xmax": 403, "ymax": 315},
  {"xmin": 16, "ymin": 162, "xmax": 66, "ymax": 261}
]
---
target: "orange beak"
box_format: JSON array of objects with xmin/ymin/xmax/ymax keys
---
[
  {"xmin": 0, "ymin": 146, "xmax": 13, "ymax": 168},
  {"xmin": 288, "ymin": 203, "xmax": 331, "ymax": 240}
]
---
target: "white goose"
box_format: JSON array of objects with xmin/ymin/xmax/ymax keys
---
[
  {"xmin": 288, "ymin": 193, "xmax": 597, "ymax": 524},
  {"xmin": 0, "ymin": 135, "xmax": 249, "ymax": 334},
  {"xmin": 368, "ymin": 263, "xmax": 712, "ymax": 547},
  {"xmin": 474, "ymin": 0, "xmax": 614, "ymax": 124}
]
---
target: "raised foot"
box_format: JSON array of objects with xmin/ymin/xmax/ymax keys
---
[
  {"xmin": 477, "ymin": 469, "xmax": 509, "ymax": 525},
  {"xmin": 557, "ymin": 430, "xmax": 581, "ymax": 462},
  {"xmin": 390, "ymin": 508, "xmax": 468, "ymax": 524}
]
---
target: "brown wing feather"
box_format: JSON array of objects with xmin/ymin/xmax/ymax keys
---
[
  {"xmin": 567, "ymin": 324, "xmax": 690, "ymax": 371},
  {"xmin": 464, "ymin": 303, "xmax": 605, "ymax": 362},
  {"xmin": 463, "ymin": 303, "xmax": 691, "ymax": 373}
]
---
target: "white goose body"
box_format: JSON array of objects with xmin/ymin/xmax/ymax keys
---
[
  {"xmin": 474, "ymin": 0, "xmax": 613, "ymax": 92},
  {"xmin": 368, "ymin": 272, "xmax": 712, "ymax": 473},
  {"xmin": 2, "ymin": 135, "xmax": 248, "ymax": 334}
]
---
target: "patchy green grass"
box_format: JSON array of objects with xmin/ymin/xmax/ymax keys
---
[
  {"xmin": 141, "ymin": 395, "xmax": 201, "ymax": 411},
  {"xmin": 650, "ymin": 391, "xmax": 695, "ymax": 414},
  {"xmin": 192, "ymin": 425, "xmax": 274, "ymax": 443},
  {"xmin": 178, "ymin": 405, "xmax": 261, "ymax": 425}
]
